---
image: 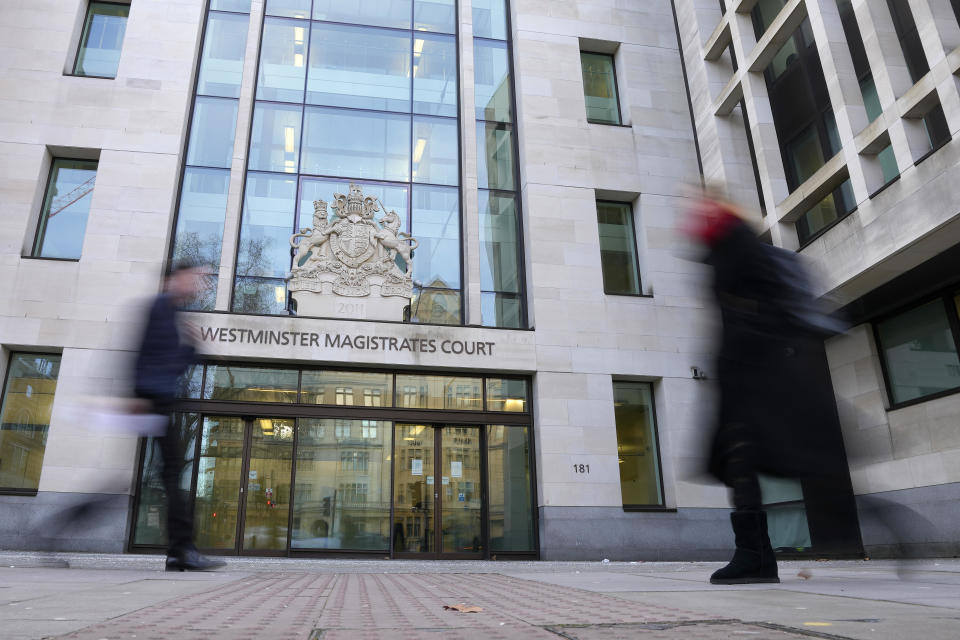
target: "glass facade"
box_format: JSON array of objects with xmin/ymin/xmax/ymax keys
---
[
  {"xmin": 33, "ymin": 159, "xmax": 98, "ymax": 260},
  {"xmin": 293, "ymin": 418, "xmax": 392, "ymax": 550},
  {"xmin": 129, "ymin": 364, "xmax": 534, "ymax": 556},
  {"xmin": 580, "ymin": 52, "xmax": 621, "ymax": 125},
  {"xmin": 74, "ymin": 2, "xmax": 129, "ymax": 78},
  {"xmin": 474, "ymin": 0, "xmax": 525, "ymax": 327},
  {"xmin": 133, "ymin": 414, "xmax": 199, "ymax": 545},
  {"xmin": 487, "ymin": 424, "xmax": 534, "ymax": 551},
  {"xmin": 172, "ymin": 4, "xmax": 251, "ymax": 309},
  {"xmin": 165, "ymin": 0, "xmax": 526, "ymax": 326},
  {"xmin": 876, "ymin": 296, "xmax": 960, "ymax": 405},
  {"xmin": 596, "ymin": 201, "xmax": 641, "ymax": 296},
  {"xmin": 613, "ymin": 381, "xmax": 663, "ymax": 507},
  {"xmin": 0, "ymin": 354, "xmax": 61, "ymax": 492},
  {"xmin": 233, "ymin": 0, "xmax": 463, "ymax": 322}
]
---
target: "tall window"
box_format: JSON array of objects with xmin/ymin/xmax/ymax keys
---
[
  {"xmin": 836, "ymin": 1, "xmax": 897, "ymax": 187},
  {"xmin": 232, "ymin": 0, "xmax": 462, "ymax": 324},
  {"xmin": 753, "ymin": 8, "xmax": 854, "ymax": 245},
  {"xmin": 0, "ymin": 353, "xmax": 62, "ymax": 492},
  {"xmin": 33, "ymin": 159, "xmax": 98, "ymax": 259},
  {"xmin": 475, "ymin": 0, "xmax": 526, "ymax": 327},
  {"xmin": 837, "ymin": 1, "xmax": 882, "ymax": 122},
  {"xmin": 886, "ymin": 0, "xmax": 951, "ymax": 152},
  {"xmin": 596, "ymin": 201, "xmax": 641, "ymax": 295},
  {"xmin": 74, "ymin": 2, "xmax": 130, "ymax": 78},
  {"xmin": 580, "ymin": 52, "xmax": 621, "ymax": 125},
  {"xmin": 876, "ymin": 293, "xmax": 960, "ymax": 405},
  {"xmin": 613, "ymin": 381, "xmax": 663, "ymax": 508},
  {"xmin": 170, "ymin": 3, "xmax": 252, "ymax": 309}
]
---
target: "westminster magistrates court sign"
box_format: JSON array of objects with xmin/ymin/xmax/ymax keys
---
[{"xmin": 199, "ymin": 326, "xmax": 497, "ymax": 356}]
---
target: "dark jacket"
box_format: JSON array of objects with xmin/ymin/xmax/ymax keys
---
[
  {"xmin": 133, "ymin": 293, "xmax": 195, "ymax": 406},
  {"xmin": 704, "ymin": 219, "xmax": 842, "ymax": 484}
]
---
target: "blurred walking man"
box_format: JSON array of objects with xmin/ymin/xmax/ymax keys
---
[{"xmin": 134, "ymin": 261, "xmax": 225, "ymax": 572}]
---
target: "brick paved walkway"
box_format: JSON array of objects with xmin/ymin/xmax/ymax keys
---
[
  {"xmin": 3, "ymin": 557, "xmax": 957, "ymax": 639},
  {"xmin": 57, "ymin": 572, "xmax": 830, "ymax": 640}
]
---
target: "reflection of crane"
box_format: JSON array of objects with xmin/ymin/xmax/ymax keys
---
[{"xmin": 48, "ymin": 175, "xmax": 96, "ymax": 218}]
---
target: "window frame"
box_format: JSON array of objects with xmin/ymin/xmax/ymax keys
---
[
  {"xmin": 580, "ymin": 50, "xmax": 623, "ymax": 126},
  {"xmin": 0, "ymin": 352, "xmax": 63, "ymax": 495},
  {"xmin": 71, "ymin": 0, "xmax": 131, "ymax": 79},
  {"xmin": 30, "ymin": 157, "xmax": 99, "ymax": 261},
  {"xmin": 612, "ymin": 380, "xmax": 667, "ymax": 511},
  {"xmin": 873, "ymin": 288, "xmax": 960, "ymax": 410},
  {"xmin": 595, "ymin": 200, "xmax": 644, "ymax": 297}
]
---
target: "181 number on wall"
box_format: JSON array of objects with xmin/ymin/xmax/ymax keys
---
[{"xmin": 572, "ymin": 464, "xmax": 590, "ymax": 474}]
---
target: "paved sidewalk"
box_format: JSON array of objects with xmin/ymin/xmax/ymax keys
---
[{"xmin": 0, "ymin": 553, "xmax": 957, "ymax": 639}]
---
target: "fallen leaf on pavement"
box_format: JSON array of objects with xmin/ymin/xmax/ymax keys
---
[{"xmin": 444, "ymin": 603, "xmax": 483, "ymax": 613}]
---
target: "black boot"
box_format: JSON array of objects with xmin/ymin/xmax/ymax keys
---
[
  {"xmin": 710, "ymin": 510, "xmax": 779, "ymax": 584},
  {"xmin": 166, "ymin": 547, "xmax": 226, "ymax": 572}
]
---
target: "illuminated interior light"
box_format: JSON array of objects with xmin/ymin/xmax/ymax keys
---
[
  {"xmin": 284, "ymin": 126, "xmax": 295, "ymax": 153},
  {"xmin": 412, "ymin": 138, "xmax": 427, "ymax": 164},
  {"xmin": 274, "ymin": 285, "xmax": 285, "ymax": 303},
  {"xmin": 504, "ymin": 398, "xmax": 525, "ymax": 412}
]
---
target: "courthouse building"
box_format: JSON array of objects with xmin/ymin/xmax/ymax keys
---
[{"xmin": 0, "ymin": 0, "xmax": 958, "ymax": 560}]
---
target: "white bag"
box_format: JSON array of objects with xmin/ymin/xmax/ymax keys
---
[
  {"xmin": 87, "ymin": 409, "xmax": 168, "ymax": 437},
  {"xmin": 66, "ymin": 397, "xmax": 169, "ymax": 437}
]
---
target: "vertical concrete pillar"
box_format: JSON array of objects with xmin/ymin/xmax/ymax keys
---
[
  {"xmin": 908, "ymin": 0, "xmax": 960, "ymax": 133},
  {"xmin": 807, "ymin": 0, "xmax": 873, "ymax": 203},
  {"xmin": 216, "ymin": 0, "xmax": 264, "ymax": 312},
  {"xmin": 851, "ymin": 0, "xmax": 928, "ymax": 168},
  {"xmin": 459, "ymin": 0, "xmax": 482, "ymax": 326}
]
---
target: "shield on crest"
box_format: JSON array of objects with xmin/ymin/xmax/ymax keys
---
[{"xmin": 331, "ymin": 220, "xmax": 375, "ymax": 268}]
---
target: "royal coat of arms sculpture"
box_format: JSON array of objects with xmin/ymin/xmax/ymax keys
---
[{"xmin": 287, "ymin": 184, "xmax": 418, "ymax": 320}]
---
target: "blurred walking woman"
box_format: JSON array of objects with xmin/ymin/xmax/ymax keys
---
[{"xmin": 686, "ymin": 198, "xmax": 843, "ymax": 585}]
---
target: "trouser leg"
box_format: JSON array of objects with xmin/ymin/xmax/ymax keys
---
[
  {"xmin": 732, "ymin": 472, "xmax": 762, "ymax": 512},
  {"xmin": 158, "ymin": 422, "xmax": 194, "ymax": 555}
]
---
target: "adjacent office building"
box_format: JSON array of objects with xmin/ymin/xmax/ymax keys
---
[{"xmin": 0, "ymin": 0, "xmax": 957, "ymax": 560}]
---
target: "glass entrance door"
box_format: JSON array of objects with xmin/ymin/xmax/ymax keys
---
[
  {"xmin": 194, "ymin": 415, "xmax": 294, "ymax": 554},
  {"xmin": 393, "ymin": 424, "xmax": 483, "ymax": 558}
]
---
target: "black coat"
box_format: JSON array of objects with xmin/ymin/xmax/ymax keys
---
[
  {"xmin": 704, "ymin": 221, "xmax": 842, "ymax": 484},
  {"xmin": 133, "ymin": 293, "xmax": 195, "ymax": 406}
]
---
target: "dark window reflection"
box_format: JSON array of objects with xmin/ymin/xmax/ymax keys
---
[
  {"xmin": 596, "ymin": 201, "xmax": 641, "ymax": 296},
  {"xmin": 613, "ymin": 382, "xmax": 664, "ymax": 507},
  {"xmin": 877, "ymin": 298, "xmax": 960, "ymax": 404},
  {"xmin": 0, "ymin": 354, "xmax": 61, "ymax": 491},
  {"xmin": 487, "ymin": 425, "xmax": 534, "ymax": 552},
  {"xmin": 132, "ymin": 413, "xmax": 199, "ymax": 546}
]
